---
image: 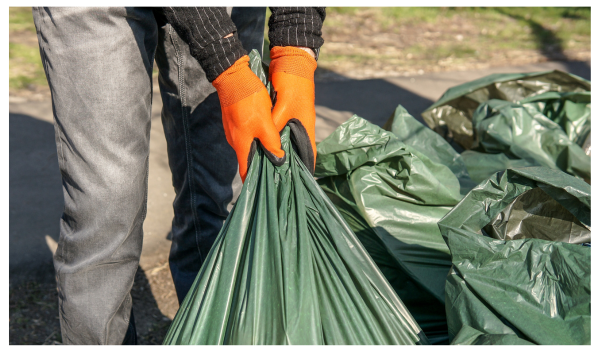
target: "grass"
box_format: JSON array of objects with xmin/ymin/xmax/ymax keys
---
[
  {"xmin": 9, "ymin": 7, "xmax": 591, "ymax": 94},
  {"xmin": 410, "ymin": 43, "xmax": 478, "ymax": 60},
  {"xmin": 326, "ymin": 7, "xmax": 590, "ymax": 49},
  {"xmin": 10, "ymin": 6, "xmax": 36, "ymax": 33},
  {"xmin": 9, "ymin": 7, "xmax": 46, "ymax": 91},
  {"xmin": 9, "ymin": 42, "xmax": 46, "ymax": 89},
  {"xmin": 318, "ymin": 7, "xmax": 590, "ymax": 76},
  {"xmin": 328, "ymin": 7, "xmax": 590, "ymax": 27}
]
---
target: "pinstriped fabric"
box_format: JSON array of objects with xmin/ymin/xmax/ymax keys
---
[
  {"xmin": 163, "ymin": 7, "xmax": 245, "ymax": 81},
  {"xmin": 165, "ymin": 7, "xmax": 234, "ymax": 47},
  {"xmin": 162, "ymin": 7, "xmax": 325, "ymax": 82},
  {"xmin": 268, "ymin": 7, "xmax": 325, "ymax": 52}
]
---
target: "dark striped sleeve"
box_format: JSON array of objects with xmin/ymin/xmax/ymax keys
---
[
  {"xmin": 162, "ymin": 7, "xmax": 246, "ymax": 82},
  {"xmin": 268, "ymin": 7, "xmax": 326, "ymax": 51}
]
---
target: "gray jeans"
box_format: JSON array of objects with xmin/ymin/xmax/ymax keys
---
[{"xmin": 32, "ymin": 7, "xmax": 266, "ymax": 345}]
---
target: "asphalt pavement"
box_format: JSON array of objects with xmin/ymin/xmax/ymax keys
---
[{"xmin": 9, "ymin": 60, "xmax": 590, "ymax": 286}]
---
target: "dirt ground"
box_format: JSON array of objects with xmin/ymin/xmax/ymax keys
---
[
  {"xmin": 10, "ymin": 8, "xmax": 591, "ymax": 99},
  {"xmin": 316, "ymin": 8, "xmax": 590, "ymax": 79},
  {"xmin": 9, "ymin": 265, "xmax": 178, "ymax": 345}
]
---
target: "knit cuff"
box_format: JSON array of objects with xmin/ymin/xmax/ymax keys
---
[
  {"xmin": 193, "ymin": 35, "xmax": 247, "ymax": 82},
  {"xmin": 268, "ymin": 7, "xmax": 326, "ymax": 50},
  {"xmin": 162, "ymin": 7, "xmax": 247, "ymax": 82}
]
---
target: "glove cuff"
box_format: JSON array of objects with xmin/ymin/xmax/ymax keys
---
[
  {"xmin": 212, "ymin": 55, "xmax": 266, "ymax": 108},
  {"xmin": 269, "ymin": 46, "xmax": 317, "ymax": 81}
]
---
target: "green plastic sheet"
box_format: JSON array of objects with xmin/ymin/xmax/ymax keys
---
[
  {"xmin": 163, "ymin": 51, "xmax": 427, "ymax": 345},
  {"xmin": 472, "ymin": 99, "xmax": 591, "ymax": 181},
  {"xmin": 450, "ymin": 326, "xmax": 534, "ymax": 345},
  {"xmin": 421, "ymin": 70, "xmax": 590, "ymax": 150},
  {"xmin": 520, "ymin": 91, "xmax": 591, "ymax": 147},
  {"xmin": 421, "ymin": 70, "xmax": 591, "ymax": 182},
  {"xmin": 439, "ymin": 167, "xmax": 591, "ymax": 345},
  {"xmin": 460, "ymin": 150, "xmax": 534, "ymax": 184},
  {"xmin": 315, "ymin": 106, "xmax": 473, "ymax": 344}
]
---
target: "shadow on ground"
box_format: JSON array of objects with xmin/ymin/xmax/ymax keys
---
[
  {"xmin": 315, "ymin": 70, "xmax": 434, "ymax": 126},
  {"xmin": 312, "ymin": 67, "xmax": 436, "ymax": 143},
  {"xmin": 9, "ymin": 113, "xmax": 62, "ymax": 286}
]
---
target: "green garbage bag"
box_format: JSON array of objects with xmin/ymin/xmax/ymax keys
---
[
  {"xmin": 382, "ymin": 104, "xmax": 536, "ymax": 185},
  {"xmin": 382, "ymin": 104, "xmax": 476, "ymax": 194},
  {"xmin": 471, "ymin": 99, "xmax": 591, "ymax": 181},
  {"xmin": 450, "ymin": 326, "xmax": 534, "ymax": 345},
  {"xmin": 421, "ymin": 70, "xmax": 591, "ymax": 182},
  {"xmin": 459, "ymin": 150, "xmax": 535, "ymax": 184},
  {"xmin": 380, "ymin": 103, "xmax": 535, "ymax": 185},
  {"xmin": 163, "ymin": 51, "xmax": 427, "ymax": 345},
  {"xmin": 439, "ymin": 167, "xmax": 591, "ymax": 345},
  {"xmin": 421, "ymin": 70, "xmax": 590, "ymax": 150},
  {"xmin": 520, "ymin": 91, "xmax": 591, "ymax": 148},
  {"xmin": 315, "ymin": 106, "xmax": 471, "ymax": 344}
]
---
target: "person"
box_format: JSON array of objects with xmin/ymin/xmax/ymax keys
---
[{"xmin": 32, "ymin": 6, "xmax": 325, "ymax": 344}]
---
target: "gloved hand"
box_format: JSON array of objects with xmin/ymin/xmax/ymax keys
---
[
  {"xmin": 269, "ymin": 46, "xmax": 318, "ymax": 174},
  {"xmin": 213, "ymin": 55, "xmax": 285, "ymax": 182}
]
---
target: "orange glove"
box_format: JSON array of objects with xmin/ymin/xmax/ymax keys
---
[
  {"xmin": 213, "ymin": 55, "xmax": 285, "ymax": 182},
  {"xmin": 269, "ymin": 46, "xmax": 318, "ymax": 174}
]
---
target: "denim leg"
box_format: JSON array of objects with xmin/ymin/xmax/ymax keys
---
[
  {"xmin": 231, "ymin": 7, "xmax": 268, "ymax": 56},
  {"xmin": 155, "ymin": 7, "xmax": 266, "ymax": 304},
  {"xmin": 33, "ymin": 7, "xmax": 157, "ymax": 344}
]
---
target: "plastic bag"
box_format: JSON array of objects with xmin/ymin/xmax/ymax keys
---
[
  {"xmin": 421, "ymin": 70, "xmax": 591, "ymax": 182},
  {"xmin": 450, "ymin": 326, "xmax": 534, "ymax": 345},
  {"xmin": 520, "ymin": 91, "xmax": 591, "ymax": 148},
  {"xmin": 163, "ymin": 51, "xmax": 427, "ymax": 345},
  {"xmin": 421, "ymin": 70, "xmax": 590, "ymax": 150},
  {"xmin": 471, "ymin": 99, "xmax": 591, "ymax": 181},
  {"xmin": 439, "ymin": 167, "xmax": 591, "ymax": 345},
  {"xmin": 315, "ymin": 106, "xmax": 471, "ymax": 344}
]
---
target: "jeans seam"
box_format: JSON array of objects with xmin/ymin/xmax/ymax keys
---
[{"xmin": 168, "ymin": 25, "xmax": 204, "ymax": 263}]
